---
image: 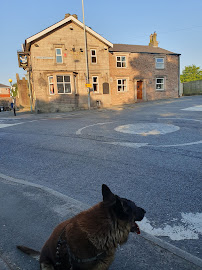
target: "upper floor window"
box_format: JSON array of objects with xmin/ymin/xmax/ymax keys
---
[
  {"xmin": 156, "ymin": 58, "xmax": 164, "ymax": 69},
  {"xmin": 117, "ymin": 79, "xmax": 127, "ymax": 92},
  {"xmin": 57, "ymin": 75, "xmax": 71, "ymax": 94},
  {"xmin": 92, "ymin": 76, "xmax": 99, "ymax": 92},
  {"xmin": 48, "ymin": 76, "xmax": 54, "ymax": 95},
  {"xmin": 117, "ymin": 56, "xmax": 126, "ymax": 68},
  {"xmin": 156, "ymin": 78, "xmax": 164, "ymax": 90},
  {"xmin": 56, "ymin": 48, "xmax": 63, "ymax": 63},
  {"xmin": 91, "ymin": 50, "xmax": 97, "ymax": 64}
]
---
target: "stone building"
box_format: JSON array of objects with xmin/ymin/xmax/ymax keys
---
[{"xmin": 18, "ymin": 14, "xmax": 180, "ymax": 112}]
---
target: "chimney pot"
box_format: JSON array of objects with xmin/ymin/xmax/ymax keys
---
[{"xmin": 65, "ymin": 13, "xmax": 71, "ymax": 19}]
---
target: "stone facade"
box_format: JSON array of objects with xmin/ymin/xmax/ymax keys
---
[
  {"xmin": 109, "ymin": 51, "xmax": 179, "ymax": 105},
  {"xmin": 19, "ymin": 16, "xmax": 180, "ymax": 112}
]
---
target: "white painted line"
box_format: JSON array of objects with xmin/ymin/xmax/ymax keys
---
[
  {"xmin": 76, "ymin": 121, "xmax": 114, "ymax": 135},
  {"xmin": 152, "ymin": 140, "xmax": 202, "ymax": 148},
  {"xmin": 158, "ymin": 118, "xmax": 202, "ymax": 123},
  {"xmin": 104, "ymin": 142, "xmax": 149, "ymax": 148},
  {"xmin": 0, "ymin": 122, "xmax": 23, "ymax": 129},
  {"xmin": 105, "ymin": 140, "xmax": 202, "ymax": 149},
  {"xmin": 182, "ymin": 105, "xmax": 202, "ymax": 111}
]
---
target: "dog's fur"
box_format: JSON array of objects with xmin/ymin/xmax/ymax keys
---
[{"xmin": 17, "ymin": 184, "xmax": 145, "ymax": 270}]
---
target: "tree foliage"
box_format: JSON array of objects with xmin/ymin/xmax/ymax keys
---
[{"xmin": 180, "ymin": 65, "xmax": 202, "ymax": 83}]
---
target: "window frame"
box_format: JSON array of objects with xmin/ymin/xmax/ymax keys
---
[
  {"xmin": 116, "ymin": 56, "xmax": 126, "ymax": 68},
  {"xmin": 91, "ymin": 49, "xmax": 97, "ymax": 64},
  {"xmin": 92, "ymin": 76, "xmax": 99, "ymax": 92},
  {"xmin": 155, "ymin": 57, "xmax": 164, "ymax": 69},
  {"xmin": 56, "ymin": 75, "xmax": 72, "ymax": 94},
  {"xmin": 117, "ymin": 79, "xmax": 127, "ymax": 92},
  {"xmin": 156, "ymin": 77, "xmax": 165, "ymax": 91},
  {"xmin": 55, "ymin": 48, "xmax": 63, "ymax": 64},
  {"xmin": 48, "ymin": 76, "xmax": 55, "ymax": 95}
]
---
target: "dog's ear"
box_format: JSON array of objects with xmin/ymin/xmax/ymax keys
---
[{"xmin": 102, "ymin": 184, "xmax": 115, "ymax": 203}]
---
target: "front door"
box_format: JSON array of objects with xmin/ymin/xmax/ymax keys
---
[{"xmin": 137, "ymin": 81, "xmax": 143, "ymax": 99}]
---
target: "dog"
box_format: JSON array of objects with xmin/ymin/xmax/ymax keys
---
[{"xmin": 17, "ymin": 184, "xmax": 146, "ymax": 270}]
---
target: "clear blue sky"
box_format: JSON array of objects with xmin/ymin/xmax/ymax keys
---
[{"xmin": 0, "ymin": 0, "xmax": 202, "ymax": 85}]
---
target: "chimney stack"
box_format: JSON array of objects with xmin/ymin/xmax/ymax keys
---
[
  {"xmin": 64, "ymin": 13, "xmax": 78, "ymax": 19},
  {"xmin": 149, "ymin": 32, "xmax": 158, "ymax": 47}
]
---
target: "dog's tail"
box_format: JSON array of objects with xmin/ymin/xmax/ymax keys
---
[{"xmin": 17, "ymin": 245, "xmax": 40, "ymax": 260}]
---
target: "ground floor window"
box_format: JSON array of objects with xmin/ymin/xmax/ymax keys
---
[
  {"xmin": 92, "ymin": 76, "xmax": 99, "ymax": 92},
  {"xmin": 156, "ymin": 78, "xmax": 164, "ymax": 90},
  {"xmin": 117, "ymin": 79, "xmax": 127, "ymax": 92},
  {"xmin": 48, "ymin": 76, "xmax": 54, "ymax": 95},
  {"xmin": 57, "ymin": 75, "xmax": 71, "ymax": 94}
]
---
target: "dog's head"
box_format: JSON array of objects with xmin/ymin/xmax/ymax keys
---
[{"xmin": 102, "ymin": 184, "xmax": 146, "ymax": 234}]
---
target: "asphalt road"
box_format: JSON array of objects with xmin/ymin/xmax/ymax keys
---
[{"xmin": 0, "ymin": 96, "xmax": 201, "ymax": 261}]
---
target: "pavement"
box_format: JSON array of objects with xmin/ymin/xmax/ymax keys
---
[{"xmin": 0, "ymin": 173, "xmax": 202, "ymax": 270}]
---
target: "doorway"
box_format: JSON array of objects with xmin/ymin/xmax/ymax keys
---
[{"xmin": 137, "ymin": 81, "xmax": 143, "ymax": 99}]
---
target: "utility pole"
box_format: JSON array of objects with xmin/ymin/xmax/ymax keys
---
[{"xmin": 82, "ymin": 0, "xmax": 90, "ymax": 109}]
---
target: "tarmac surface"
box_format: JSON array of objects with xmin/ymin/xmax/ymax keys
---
[{"xmin": 0, "ymin": 173, "xmax": 202, "ymax": 270}]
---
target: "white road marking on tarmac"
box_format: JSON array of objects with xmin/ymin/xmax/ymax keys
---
[
  {"xmin": 0, "ymin": 122, "xmax": 23, "ymax": 128},
  {"xmin": 115, "ymin": 123, "xmax": 180, "ymax": 136},
  {"xmin": 158, "ymin": 117, "xmax": 202, "ymax": 123},
  {"xmin": 104, "ymin": 142, "xmax": 149, "ymax": 148},
  {"xmin": 182, "ymin": 105, "xmax": 202, "ymax": 111},
  {"xmin": 76, "ymin": 121, "xmax": 114, "ymax": 135},
  {"xmin": 138, "ymin": 213, "xmax": 202, "ymax": 241},
  {"xmin": 152, "ymin": 140, "xmax": 202, "ymax": 147}
]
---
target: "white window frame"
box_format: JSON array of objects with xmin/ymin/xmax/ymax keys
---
[
  {"xmin": 48, "ymin": 76, "xmax": 54, "ymax": 95},
  {"xmin": 91, "ymin": 49, "xmax": 97, "ymax": 64},
  {"xmin": 92, "ymin": 76, "xmax": 99, "ymax": 92},
  {"xmin": 155, "ymin": 58, "xmax": 164, "ymax": 69},
  {"xmin": 116, "ymin": 56, "xmax": 126, "ymax": 68},
  {"xmin": 56, "ymin": 75, "xmax": 71, "ymax": 94},
  {"xmin": 117, "ymin": 79, "xmax": 127, "ymax": 92},
  {"xmin": 156, "ymin": 78, "xmax": 165, "ymax": 91},
  {"xmin": 55, "ymin": 48, "xmax": 63, "ymax": 64}
]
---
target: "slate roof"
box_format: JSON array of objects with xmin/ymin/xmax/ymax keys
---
[{"xmin": 110, "ymin": 44, "xmax": 180, "ymax": 55}]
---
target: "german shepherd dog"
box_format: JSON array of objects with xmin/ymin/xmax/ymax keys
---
[{"xmin": 17, "ymin": 184, "xmax": 146, "ymax": 270}]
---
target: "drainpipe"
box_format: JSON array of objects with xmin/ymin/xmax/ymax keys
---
[{"xmin": 178, "ymin": 55, "xmax": 181, "ymax": 97}]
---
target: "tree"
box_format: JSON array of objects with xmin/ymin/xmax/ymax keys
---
[
  {"xmin": 12, "ymin": 83, "xmax": 18, "ymax": 97},
  {"xmin": 180, "ymin": 65, "xmax": 202, "ymax": 83}
]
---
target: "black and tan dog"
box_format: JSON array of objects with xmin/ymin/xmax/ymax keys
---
[{"xmin": 17, "ymin": 184, "xmax": 146, "ymax": 270}]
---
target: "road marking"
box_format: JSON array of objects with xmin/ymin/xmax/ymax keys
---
[
  {"xmin": 105, "ymin": 140, "xmax": 202, "ymax": 149},
  {"xmin": 139, "ymin": 213, "xmax": 202, "ymax": 241},
  {"xmin": 152, "ymin": 140, "xmax": 202, "ymax": 148},
  {"xmin": 158, "ymin": 117, "xmax": 202, "ymax": 123},
  {"xmin": 76, "ymin": 121, "xmax": 114, "ymax": 135},
  {"xmin": 115, "ymin": 123, "xmax": 180, "ymax": 136},
  {"xmin": 104, "ymin": 142, "xmax": 149, "ymax": 148},
  {"xmin": 0, "ymin": 122, "xmax": 23, "ymax": 129},
  {"xmin": 182, "ymin": 105, "xmax": 202, "ymax": 111}
]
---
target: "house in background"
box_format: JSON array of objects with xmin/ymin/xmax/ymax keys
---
[
  {"xmin": 17, "ymin": 14, "xmax": 180, "ymax": 112},
  {"xmin": 109, "ymin": 42, "xmax": 180, "ymax": 105},
  {"xmin": 0, "ymin": 83, "xmax": 11, "ymax": 111}
]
